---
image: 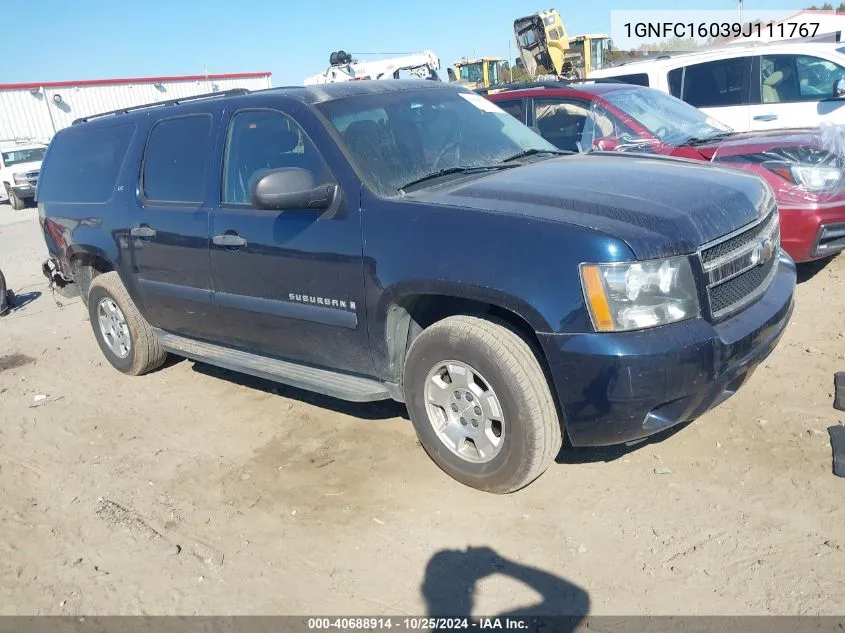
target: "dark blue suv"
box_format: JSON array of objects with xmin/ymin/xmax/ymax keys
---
[{"xmin": 37, "ymin": 81, "xmax": 795, "ymax": 493}]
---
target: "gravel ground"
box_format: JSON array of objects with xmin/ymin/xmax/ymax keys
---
[{"xmin": 1, "ymin": 204, "xmax": 843, "ymax": 616}]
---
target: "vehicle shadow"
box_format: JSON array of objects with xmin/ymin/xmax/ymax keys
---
[
  {"xmin": 797, "ymin": 256, "xmax": 836, "ymax": 284},
  {"xmin": 188, "ymin": 360, "xmax": 410, "ymax": 421},
  {"xmin": 6, "ymin": 291, "xmax": 42, "ymax": 313},
  {"xmin": 422, "ymin": 546, "xmax": 589, "ymax": 625},
  {"xmin": 555, "ymin": 422, "xmax": 691, "ymax": 465}
]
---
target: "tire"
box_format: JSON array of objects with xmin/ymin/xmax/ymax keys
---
[
  {"xmin": 403, "ymin": 315, "xmax": 563, "ymax": 493},
  {"xmin": 5, "ymin": 185, "xmax": 24, "ymax": 211},
  {"xmin": 87, "ymin": 271, "xmax": 167, "ymax": 376}
]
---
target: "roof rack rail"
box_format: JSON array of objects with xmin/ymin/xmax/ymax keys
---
[
  {"xmin": 473, "ymin": 77, "xmax": 623, "ymax": 95},
  {"xmin": 72, "ymin": 88, "xmax": 250, "ymax": 125}
]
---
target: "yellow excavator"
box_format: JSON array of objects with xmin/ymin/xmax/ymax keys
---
[
  {"xmin": 448, "ymin": 57, "xmax": 505, "ymax": 89},
  {"xmin": 513, "ymin": 9, "xmax": 610, "ymax": 80}
]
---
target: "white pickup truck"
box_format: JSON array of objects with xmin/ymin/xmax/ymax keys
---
[{"xmin": 1, "ymin": 141, "xmax": 48, "ymax": 210}]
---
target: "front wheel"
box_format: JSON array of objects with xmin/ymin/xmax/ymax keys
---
[
  {"xmin": 87, "ymin": 272, "xmax": 167, "ymax": 376},
  {"xmin": 5, "ymin": 185, "xmax": 24, "ymax": 210},
  {"xmin": 403, "ymin": 316, "xmax": 563, "ymax": 493}
]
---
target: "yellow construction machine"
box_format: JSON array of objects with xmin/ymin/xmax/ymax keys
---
[
  {"xmin": 448, "ymin": 57, "xmax": 505, "ymax": 89},
  {"xmin": 513, "ymin": 9, "xmax": 610, "ymax": 80}
]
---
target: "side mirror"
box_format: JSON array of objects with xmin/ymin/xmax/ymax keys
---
[
  {"xmin": 835, "ymin": 78, "xmax": 845, "ymax": 98},
  {"xmin": 250, "ymin": 167, "xmax": 337, "ymax": 211},
  {"xmin": 593, "ymin": 137, "xmax": 621, "ymax": 152}
]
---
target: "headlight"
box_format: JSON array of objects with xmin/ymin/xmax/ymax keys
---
[
  {"xmin": 13, "ymin": 173, "xmax": 28, "ymax": 184},
  {"xmin": 763, "ymin": 161, "xmax": 841, "ymax": 192},
  {"xmin": 579, "ymin": 256, "xmax": 700, "ymax": 332}
]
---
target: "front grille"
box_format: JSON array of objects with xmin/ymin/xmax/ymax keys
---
[
  {"xmin": 709, "ymin": 253, "xmax": 777, "ymax": 315},
  {"xmin": 699, "ymin": 207, "xmax": 781, "ymax": 320},
  {"xmin": 26, "ymin": 169, "xmax": 39, "ymax": 187}
]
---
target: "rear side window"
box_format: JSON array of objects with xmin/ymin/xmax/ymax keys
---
[
  {"xmin": 495, "ymin": 99, "xmax": 525, "ymax": 123},
  {"xmin": 142, "ymin": 115, "xmax": 212, "ymax": 204},
  {"xmin": 674, "ymin": 57, "xmax": 750, "ymax": 107},
  {"xmin": 604, "ymin": 73, "xmax": 649, "ymax": 87},
  {"xmin": 37, "ymin": 124, "xmax": 134, "ymax": 204}
]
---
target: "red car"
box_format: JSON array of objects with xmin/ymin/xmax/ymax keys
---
[{"xmin": 484, "ymin": 82, "xmax": 845, "ymax": 263}]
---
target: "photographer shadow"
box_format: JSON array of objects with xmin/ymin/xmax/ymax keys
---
[{"xmin": 421, "ymin": 546, "xmax": 589, "ymax": 629}]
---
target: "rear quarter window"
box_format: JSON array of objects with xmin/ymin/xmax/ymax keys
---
[{"xmin": 37, "ymin": 123, "xmax": 135, "ymax": 204}]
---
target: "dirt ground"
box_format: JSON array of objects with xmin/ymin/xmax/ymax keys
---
[{"xmin": 1, "ymin": 204, "xmax": 843, "ymax": 617}]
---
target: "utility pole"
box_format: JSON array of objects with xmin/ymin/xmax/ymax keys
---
[{"xmin": 739, "ymin": 0, "xmax": 744, "ymax": 23}]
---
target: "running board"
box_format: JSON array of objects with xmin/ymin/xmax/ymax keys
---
[{"xmin": 153, "ymin": 329, "xmax": 390, "ymax": 402}]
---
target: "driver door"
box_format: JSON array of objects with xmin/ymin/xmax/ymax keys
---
[{"xmin": 207, "ymin": 101, "xmax": 373, "ymax": 375}]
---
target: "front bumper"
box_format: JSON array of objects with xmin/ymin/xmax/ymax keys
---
[
  {"xmin": 780, "ymin": 203, "xmax": 845, "ymax": 262},
  {"xmin": 10, "ymin": 183, "xmax": 35, "ymax": 199},
  {"xmin": 538, "ymin": 253, "xmax": 796, "ymax": 447}
]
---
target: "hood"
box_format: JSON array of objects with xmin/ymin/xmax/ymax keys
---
[
  {"xmin": 413, "ymin": 153, "xmax": 772, "ymax": 260},
  {"xmin": 5, "ymin": 160, "xmax": 42, "ymax": 174},
  {"xmin": 688, "ymin": 127, "xmax": 829, "ymax": 161}
]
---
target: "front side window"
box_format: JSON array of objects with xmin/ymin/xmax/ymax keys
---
[
  {"xmin": 679, "ymin": 57, "xmax": 749, "ymax": 107},
  {"xmin": 142, "ymin": 115, "xmax": 212, "ymax": 204},
  {"xmin": 762, "ymin": 54, "xmax": 845, "ymax": 103},
  {"xmin": 533, "ymin": 98, "xmax": 636, "ymax": 152},
  {"xmin": 316, "ymin": 88, "xmax": 559, "ymax": 195},
  {"xmin": 533, "ymin": 99, "xmax": 593, "ymax": 152},
  {"xmin": 222, "ymin": 110, "xmax": 331, "ymax": 205}
]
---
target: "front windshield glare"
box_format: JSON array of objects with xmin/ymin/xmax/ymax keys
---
[
  {"xmin": 317, "ymin": 88, "xmax": 559, "ymax": 195},
  {"xmin": 603, "ymin": 88, "xmax": 732, "ymax": 144},
  {"xmin": 2, "ymin": 147, "xmax": 46, "ymax": 167}
]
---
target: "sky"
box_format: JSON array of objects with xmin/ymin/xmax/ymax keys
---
[{"xmin": 3, "ymin": 0, "xmax": 817, "ymax": 87}]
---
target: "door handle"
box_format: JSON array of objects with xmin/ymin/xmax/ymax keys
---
[
  {"xmin": 213, "ymin": 233, "xmax": 248, "ymax": 248},
  {"xmin": 753, "ymin": 114, "xmax": 778, "ymax": 121},
  {"xmin": 130, "ymin": 226, "xmax": 156, "ymax": 238}
]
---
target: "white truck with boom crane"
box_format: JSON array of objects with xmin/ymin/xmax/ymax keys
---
[{"xmin": 304, "ymin": 50, "xmax": 442, "ymax": 84}]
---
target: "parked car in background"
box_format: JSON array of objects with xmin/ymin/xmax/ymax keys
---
[
  {"xmin": 588, "ymin": 42, "xmax": 845, "ymax": 133},
  {"xmin": 0, "ymin": 140, "xmax": 47, "ymax": 209},
  {"xmin": 36, "ymin": 81, "xmax": 795, "ymax": 493},
  {"xmin": 484, "ymin": 81, "xmax": 845, "ymax": 262}
]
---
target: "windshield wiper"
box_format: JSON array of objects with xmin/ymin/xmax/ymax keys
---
[
  {"xmin": 680, "ymin": 131, "xmax": 735, "ymax": 146},
  {"xmin": 398, "ymin": 164, "xmax": 521, "ymax": 193},
  {"xmin": 500, "ymin": 148, "xmax": 573, "ymax": 163}
]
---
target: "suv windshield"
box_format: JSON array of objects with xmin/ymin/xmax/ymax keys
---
[
  {"xmin": 603, "ymin": 87, "xmax": 732, "ymax": 146},
  {"xmin": 316, "ymin": 87, "xmax": 560, "ymax": 195},
  {"xmin": 2, "ymin": 147, "xmax": 46, "ymax": 167}
]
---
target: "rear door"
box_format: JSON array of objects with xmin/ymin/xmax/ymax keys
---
[
  {"xmin": 126, "ymin": 106, "xmax": 218, "ymax": 338},
  {"xmin": 206, "ymin": 98, "xmax": 372, "ymax": 375},
  {"xmin": 748, "ymin": 52, "xmax": 845, "ymax": 130},
  {"xmin": 667, "ymin": 56, "xmax": 752, "ymax": 131}
]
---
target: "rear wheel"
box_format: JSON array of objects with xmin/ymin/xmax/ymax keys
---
[
  {"xmin": 87, "ymin": 272, "xmax": 167, "ymax": 375},
  {"xmin": 403, "ymin": 315, "xmax": 562, "ymax": 493}
]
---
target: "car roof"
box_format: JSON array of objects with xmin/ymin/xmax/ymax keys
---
[
  {"xmin": 484, "ymin": 81, "xmax": 638, "ymax": 99},
  {"xmin": 590, "ymin": 41, "xmax": 845, "ymax": 76},
  {"xmin": 260, "ymin": 79, "xmax": 460, "ymax": 104},
  {"xmin": 70, "ymin": 80, "xmax": 462, "ymax": 129}
]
